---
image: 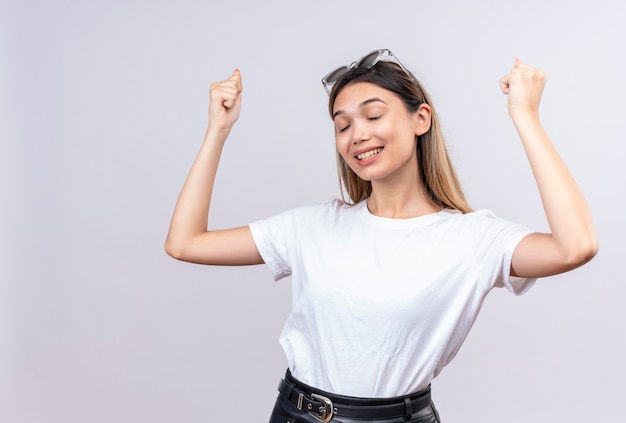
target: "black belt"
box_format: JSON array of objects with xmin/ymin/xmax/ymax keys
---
[{"xmin": 277, "ymin": 370, "xmax": 432, "ymax": 422}]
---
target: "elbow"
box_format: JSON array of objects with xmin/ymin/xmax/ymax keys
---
[
  {"xmin": 564, "ymin": 234, "xmax": 599, "ymax": 270},
  {"xmin": 164, "ymin": 236, "xmax": 186, "ymax": 261},
  {"xmin": 579, "ymin": 231, "xmax": 600, "ymax": 264},
  {"xmin": 583, "ymin": 237, "xmax": 600, "ymax": 264}
]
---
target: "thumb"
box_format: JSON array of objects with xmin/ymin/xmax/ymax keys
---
[
  {"xmin": 499, "ymin": 75, "xmax": 510, "ymax": 94},
  {"xmin": 231, "ymin": 68, "xmax": 243, "ymax": 92}
]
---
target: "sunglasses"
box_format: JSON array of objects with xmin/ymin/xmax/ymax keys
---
[{"xmin": 321, "ymin": 49, "xmax": 412, "ymax": 94}]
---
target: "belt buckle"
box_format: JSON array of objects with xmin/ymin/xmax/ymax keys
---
[{"xmin": 309, "ymin": 393, "xmax": 334, "ymax": 423}]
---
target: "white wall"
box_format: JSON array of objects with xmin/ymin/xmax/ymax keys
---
[{"xmin": 1, "ymin": 0, "xmax": 624, "ymax": 422}]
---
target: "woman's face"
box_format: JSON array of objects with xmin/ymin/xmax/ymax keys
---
[{"xmin": 332, "ymin": 82, "xmax": 430, "ymax": 185}]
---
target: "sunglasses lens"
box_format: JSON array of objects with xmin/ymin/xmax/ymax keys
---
[
  {"xmin": 322, "ymin": 50, "xmax": 405, "ymax": 94},
  {"xmin": 324, "ymin": 67, "xmax": 349, "ymax": 85},
  {"xmin": 356, "ymin": 51, "xmax": 382, "ymax": 68}
]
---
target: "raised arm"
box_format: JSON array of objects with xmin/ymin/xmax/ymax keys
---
[
  {"xmin": 500, "ymin": 59, "xmax": 598, "ymax": 278},
  {"xmin": 164, "ymin": 69, "xmax": 263, "ymax": 265}
]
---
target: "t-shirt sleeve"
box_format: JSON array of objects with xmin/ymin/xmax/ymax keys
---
[
  {"xmin": 493, "ymin": 226, "xmax": 536, "ymax": 295},
  {"xmin": 474, "ymin": 210, "xmax": 537, "ymax": 295},
  {"xmin": 248, "ymin": 204, "xmax": 324, "ymax": 281},
  {"xmin": 249, "ymin": 213, "xmax": 293, "ymax": 281}
]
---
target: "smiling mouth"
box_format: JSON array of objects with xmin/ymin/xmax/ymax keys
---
[{"xmin": 356, "ymin": 148, "xmax": 383, "ymax": 161}]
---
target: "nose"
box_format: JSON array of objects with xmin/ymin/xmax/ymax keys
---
[{"xmin": 352, "ymin": 121, "xmax": 370, "ymax": 144}]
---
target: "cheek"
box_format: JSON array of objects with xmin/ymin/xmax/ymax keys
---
[
  {"xmin": 335, "ymin": 137, "xmax": 359, "ymax": 171},
  {"xmin": 335, "ymin": 134, "xmax": 351, "ymax": 156},
  {"xmin": 380, "ymin": 116, "xmax": 405, "ymax": 137}
]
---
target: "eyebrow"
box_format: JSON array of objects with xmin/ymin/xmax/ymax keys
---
[{"xmin": 333, "ymin": 97, "xmax": 387, "ymax": 119}]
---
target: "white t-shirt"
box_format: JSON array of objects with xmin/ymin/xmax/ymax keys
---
[{"xmin": 249, "ymin": 199, "xmax": 535, "ymax": 398}]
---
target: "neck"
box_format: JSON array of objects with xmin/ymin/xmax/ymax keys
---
[{"xmin": 367, "ymin": 177, "xmax": 441, "ymax": 219}]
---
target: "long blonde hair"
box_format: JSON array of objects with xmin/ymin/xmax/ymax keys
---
[{"xmin": 328, "ymin": 62, "xmax": 472, "ymax": 213}]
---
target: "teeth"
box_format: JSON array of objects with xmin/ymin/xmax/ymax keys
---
[{"xmin": 357, "ymin": 148, "xmax": 382, "ymax": 160}]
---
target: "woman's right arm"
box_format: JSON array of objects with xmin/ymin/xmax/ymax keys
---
[{"xmin": 164, "ymin": 69, "xmax": 264, "ymax": 265}]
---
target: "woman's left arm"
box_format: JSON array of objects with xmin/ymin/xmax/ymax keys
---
[{"xmin": 499, "ymin": 59, "xmax": 598, "ymax": 278}]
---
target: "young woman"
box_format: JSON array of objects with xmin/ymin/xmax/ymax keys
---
[{"xmin": 165, "ymin": 49, "xmax": 598, "ymax": 423}]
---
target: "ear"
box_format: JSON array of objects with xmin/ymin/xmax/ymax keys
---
[{"xmin": 413, "ymin": 103, "xmax": 431, "ymax": 136}]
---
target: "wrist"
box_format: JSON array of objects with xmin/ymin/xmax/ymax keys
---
[
  {"xmin": 204, "ymin": 124, "xmax": 231, "ymax": 144},
  {"xmin": 510, "ymin": 109, "xmax": 541, "ymax": 126}
]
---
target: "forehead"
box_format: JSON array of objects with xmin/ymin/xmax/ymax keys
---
[{"xmin": 332, "ymin": 82, "xmax": 399, "ymax": 114}]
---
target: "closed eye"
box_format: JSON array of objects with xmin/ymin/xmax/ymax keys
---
[
  {"xmin": 367, "ymin": 115, "xmax": 382, "ymax": 121},
  {"xmin": 338, "ymin": 124, "xmax": 351, "ymax": 133}
]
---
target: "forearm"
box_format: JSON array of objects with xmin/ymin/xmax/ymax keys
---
[
  {"xmin": 514, "ymin": 113, "xmax": 598, "ymax": 263},
  {"xmin": 165, "ymin": 127, "xmax": 229, "ymax": 256}
]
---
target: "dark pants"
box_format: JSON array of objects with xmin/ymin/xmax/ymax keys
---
[{"xmin": 269, "ymin": 370, "xmax": 441, "ymax": 423}]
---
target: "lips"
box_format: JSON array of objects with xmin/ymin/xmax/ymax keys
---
[{"xmin": 355, "ymin": 147, "xmax": 383, "ymax": 161}]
